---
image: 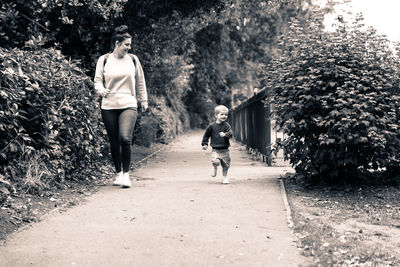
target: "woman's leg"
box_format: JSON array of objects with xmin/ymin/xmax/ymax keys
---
[
  {"xmin": 101, "ymin": 109, "xmax": 122, "ymax": 173},
  {"xmin": 118, "ymin": 108, "xmax": 138, "ymax": 172}
]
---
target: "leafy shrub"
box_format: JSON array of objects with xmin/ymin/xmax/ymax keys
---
[
  {"xmin": 133, "ymin": 115, "xmax": 159, "ymax": 147},
  {"xmin": 131, "ymin": 54, "xmax": 191, "ymax": 146},
  {"xmin": 265, "ymin": 15, "xmax": 400, "ymax": 184},
  {"xmin": 0, "ymin": 47, "xmax": 107, "ymax": 187},
  {"xmin": 133, "ymin": 96, "xmax": 190, "ymax": 146}
]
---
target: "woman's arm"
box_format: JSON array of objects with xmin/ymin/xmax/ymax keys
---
[
  {"xmin": 93, "ymin": 55, "xmax": 108, "ymax": 96},
  {"xmin": 133, "ymin": 55, "xmax": 148, "ymax": 104}
]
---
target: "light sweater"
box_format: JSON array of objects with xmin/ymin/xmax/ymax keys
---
[{"xmin": 94, "ymin": 53, "xmax": 148, "ymax": 110}]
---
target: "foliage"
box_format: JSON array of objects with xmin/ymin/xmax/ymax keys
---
[
  {"xmin": 135, "ymin": 96, "xmax": 190, "ymax": 146},
  {"xmin": 1, "ymin": 0, "xmax": 311, "ymax": 140},
  {"xmin": 0, "ymin": 0, "xmax": 127, "ymax": 66},
  {"xmin": 125, "ymin": 11, "xmax": 197, "ymax": 135},
  {"xmin": 22, "ymin": 152, "xmax": 52, "ymax": 195},
  {"xmin": 129, "ymin": 19, "xmax": 193, "ymax": 142},
  {"xmin": 186, "ymin": 0, "xmax": 308, "ymax": 127},
  {"xmin": 266, "ymin": 14, "xmax": 400, "ymax": 184},
  {"xmin": 0, "ymin": 47, "xmax": 107, "ymax": 193},
  {"xmin": 132, "ymin": 56, "xmax": 192, "ymax": 146},
  {"xmin": 1, "ymin": 0, "xmax": 197, "ymax": 149}
]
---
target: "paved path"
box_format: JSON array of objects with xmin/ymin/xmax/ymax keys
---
[{"xmin": 0, "ymin": 131, "xmax": 309, "ymax": 267}]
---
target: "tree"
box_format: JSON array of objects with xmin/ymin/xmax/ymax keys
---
[{"xmin": 186, "ymin": 0, "xmax": 308, "ymax": 126}]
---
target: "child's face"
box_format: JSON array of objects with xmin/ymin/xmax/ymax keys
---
[{"xmin": 216, "ymin": 110, "xmax": 228, "ymax": 123}]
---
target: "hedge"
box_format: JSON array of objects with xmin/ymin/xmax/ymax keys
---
[{"xmin": 0, "ymin": 47, "xmax": 106, "ymax": 194}]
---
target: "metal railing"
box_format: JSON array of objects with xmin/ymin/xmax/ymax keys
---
[{"xmin": 231, "ymin": 89, "xmax": 272, "ymax": 165}]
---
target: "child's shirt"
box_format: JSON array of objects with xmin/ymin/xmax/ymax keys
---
[{"xmin": 201, "ymin": 121, "xmax": 232, "ymax": 149}]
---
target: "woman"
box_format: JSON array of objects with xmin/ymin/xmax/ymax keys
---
[{"xmin": 94, "ymin": 25, "xmax": 148, "ymax": 188}]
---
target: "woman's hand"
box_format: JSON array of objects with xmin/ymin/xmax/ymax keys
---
[
  {"xmin": 140, "ymin": 101, "xmax": 148, "ymax": 112},
  {"xmin": 98, "ymin": 88, "xmax": 110, "ymax": 97}
]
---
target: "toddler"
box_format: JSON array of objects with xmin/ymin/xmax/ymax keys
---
[{"xmin": 201, "ymin": 105, "xmax": 232, "ymax": 184}]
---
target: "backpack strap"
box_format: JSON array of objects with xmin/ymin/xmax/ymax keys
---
[
  {"xmin": 102, "ymin": 53, "xmax": 110, "ymax": 87},
  {"xmin": 127, "ymin": 53, "xmax": 137, "ymax": 75},
  {"xmin": 102, "ymin": 53, "xmax": 138, "ymax": 96},
  {"xmin": 103, "ymin": 53, "xmax": 136, "ymax": 68},
  {"xmin": 103, "ymin": 53, "xmax": 110, "ymax": 68}
]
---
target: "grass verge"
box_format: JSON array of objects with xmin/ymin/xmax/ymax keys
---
[{"xmin": 284, "ymin": 175, "xmax": 400, "ymax": 266}]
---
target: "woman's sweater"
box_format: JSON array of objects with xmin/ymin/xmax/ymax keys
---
[{"xmin": 94, "ymin": 53, "xmax": 147, "ymax": 110}]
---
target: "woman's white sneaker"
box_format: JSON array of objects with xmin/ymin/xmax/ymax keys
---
[
  {"xmin": 113, "ymin": 172, "xmax": 123, "ymax": 186},
  {"xmin": 121, "ymin": 172, "xmax": 131, "ymax": 188}
]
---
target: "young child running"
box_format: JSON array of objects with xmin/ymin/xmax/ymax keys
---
[{"xmin": 201, "ymin": 105, "xmax": 232, "ymax": 184}]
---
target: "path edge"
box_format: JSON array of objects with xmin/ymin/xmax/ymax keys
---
[{"xmin": 279, "ymin": 178, "xmax": 294, "ymax": 229}]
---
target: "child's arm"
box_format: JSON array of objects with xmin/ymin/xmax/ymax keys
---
[
  {"xmin": 219, "ymin": 123, "xmax": 232, "ymax": 138},
  {"xmin": 201, "ymin": 126, "xmax": 212, "ymax": 149}
]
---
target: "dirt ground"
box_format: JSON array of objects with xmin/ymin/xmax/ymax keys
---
[
  {"xmin": 284, "ymin": 178, "xmax": 400, "ymax": 266},
  {"xmin": 0, "ymin": 131, "xmax": 309, "ymax": 267}
]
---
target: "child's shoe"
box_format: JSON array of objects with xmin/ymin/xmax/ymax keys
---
[
  {"xmin": 211, "ymin": 167, "xmax": 217, "ymax": 177},
  {"xmin": 222, "ymin": 176, "xmax": 229, "ymax": 184},
  {"xmin": 121, "ymin": 172, "xmax": 131, "ymax": 188},
  {"xmin": 113, "ymin": 172, "xmax": 123, "ymax": 186}
]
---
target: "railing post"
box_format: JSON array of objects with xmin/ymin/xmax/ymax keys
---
[{"xmin": 265, "ymin": 102, "xmax": 272, "ymax": 166}]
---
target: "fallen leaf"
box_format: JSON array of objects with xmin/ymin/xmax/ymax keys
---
[{"xmin": 0, "ymin": 186, "xmax": 10, "ymax": 195}]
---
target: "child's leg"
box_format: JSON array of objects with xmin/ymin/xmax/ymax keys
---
[
  {"xmin": 222, "ymin": 168, "xmax": 229, "ymax": 184},
  {"xmin": 211, "ymin": 165, "xmax": 218, "ymax": 177},
  {"xmin": 221, "ymin": 165, "xmax": 229, "ymax": 184},
  {"xmin": 211, "ymin": 160, "xmax": 220, "ymax": 177},
  {"xmin": 211, "ymin": 151, "xmax": 220, "ymax": 177},
  {"xmin": 220, "ymin": 151, "xmax": 231, "ymax": 184}
]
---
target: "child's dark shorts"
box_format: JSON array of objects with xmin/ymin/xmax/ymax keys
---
[{"xmin": 211, "ymin": 148, "xmax": 231, "ymax": 170}]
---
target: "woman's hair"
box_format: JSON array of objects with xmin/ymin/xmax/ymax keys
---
[{"xmin": 111, "ymin": 25, "xmax": 131, "ymax": 48}]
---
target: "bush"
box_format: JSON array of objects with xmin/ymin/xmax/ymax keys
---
[
  {"xmin": 0, "ymin": 47, "xmax": 107, "ymax": 189},
  {"xmin": 133, "ymin": 96, "xmax": 190, "ymax": 146},
  {"xmin": 265, "ymin": 15, "xmax": 400, "ymax": 184},
  {"xmin": 131, "ymin": 54, "xmax": 192, "ymax": 146}
]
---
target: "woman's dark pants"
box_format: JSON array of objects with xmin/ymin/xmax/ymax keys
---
[{"xmin": 101, "ymin": 108, "xmax": 138, "ymax": 173}]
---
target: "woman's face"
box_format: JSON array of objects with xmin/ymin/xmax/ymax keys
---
[{"xmin": 116, "ymin": 38, "xmax": 131, "ymax": 56}]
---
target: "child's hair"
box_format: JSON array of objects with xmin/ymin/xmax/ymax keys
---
[{"xmin": 214, "ymin": 105, "xmax": 229, "ymax": 115}]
